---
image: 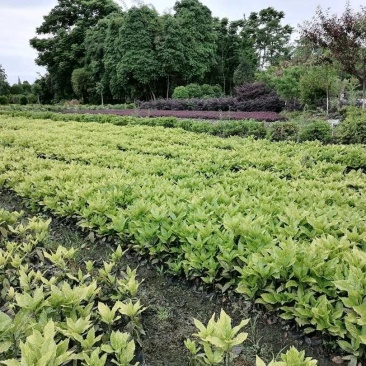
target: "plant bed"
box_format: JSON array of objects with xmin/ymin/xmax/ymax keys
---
[{"xmin": 0, "ymin": 191, "xmax": 333, "ymax": 366}]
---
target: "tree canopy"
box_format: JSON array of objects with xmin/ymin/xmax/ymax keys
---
[{"xmin": 27, "ymin": 0, "xmax": 294, "ymax": 103}]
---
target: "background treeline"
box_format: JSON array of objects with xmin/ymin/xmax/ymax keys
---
[
  {"xmin": 1, "ymin": 0, "xmax": 294, "ymax": 104},
  {"xmin": 1, "ymin": 0, "xmax": 366, "ymax": 111}
]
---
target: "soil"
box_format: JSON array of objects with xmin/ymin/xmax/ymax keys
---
[{"xmin": 0, "ymin": 191, "xmax": 343, "ymax": 366}]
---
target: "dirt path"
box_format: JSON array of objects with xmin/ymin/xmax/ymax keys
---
[{"xmin": 0, "ymin": 191, "xmax": 337, "ymax": 365}]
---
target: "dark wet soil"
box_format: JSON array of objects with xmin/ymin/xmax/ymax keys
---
[{"xmin": 0, "ymin": 191, "xmax": 341, "ymax": 365}]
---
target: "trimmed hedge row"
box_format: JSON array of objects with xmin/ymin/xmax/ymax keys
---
[{"xmin": 138, "ymin": 96, "xmax": 284, "ymax": 113}]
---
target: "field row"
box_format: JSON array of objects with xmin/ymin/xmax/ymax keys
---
[
  {"xmin": 62, "ymin": 109, "xmax": 285, "ymax": 122},
  {"xmin": 0, "ymin": 116, "xmax": 366, "ymax": 358}
]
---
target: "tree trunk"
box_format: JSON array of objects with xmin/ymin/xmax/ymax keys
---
[
  {"xmin": 166, "ymin": 75, "xmax": 170, "ymax": 99},
  {"xmin": 363, "ymin": 56, "xmax": 366, "ymax": 109},
  {"xmin": 326, "ymin": 86, "xmax": 329, "ymax": 115}
]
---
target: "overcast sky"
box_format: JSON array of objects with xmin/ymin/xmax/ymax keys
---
[{"xmin": 0, "ymin": 0, "xmax": 364, "ymax": 84}]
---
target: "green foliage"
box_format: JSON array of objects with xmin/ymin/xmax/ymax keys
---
[
  {"xmin": 241, "ymin": 7, "xmax": 293, "ymax": 68},
  {"xmin": 269, "ymin": 122, "xmax": 299, "ymax": 141},
  {"xmin": 0, "ymin": 96, "xmax": 8, "ymax": 105},
  {"xmin": 256, "ymin": 347, "xmax": 318, "ymax": 366},
  {"xmin": 173, "ymin": 84, "xmax": 222, "ymax": 99},
  {"xmin": 19, "ymin": 96, "xmax": 28, "ymax": 106},
  {"xmin": 336, "ymin": 108, "xmax": 366, "ymax": 144},
  {"xmin": 10, "ymin": 84, "xmax": 23, "ymax": 95},
  {"xmin": 0, "ymin": 65, "xmax": 10, "ymax": 96},
  {"xmin": 71, "ymin": 68, "xmax": 94, "ymax": 103},
  {"xmin": 299, "ymin": 65, "xmax": 340, "ymax": 108},
  {"xmin": 299, "ymin": 121, "xmax": 332, "ymax": 143},
  {"xmin": 257, "ymin": 65, "xmax": 304, "ymax": 106},
  {"xmin": 0, "ymin": 207, "xmax": 145, "ymax": 365},
  {"xmin": 186, "ymin": 311, "xmax": 317, "ymax": 366},
  {"xmin": 172, "ymin": 84, "xmax": 223, "ymax": 99},
  {"xmin": 172, "ymin": 86, "xmax": 190, "ymax": 99},
  {"xmin": 185, "ymin": 309, "xmax": 249, "ymax": 365},
  {"xmin": 0, "ymin": 115, "xmax": 366, "ymax": 359},
  {"xmin": 173, "ymin": 0, "xmax": 217, "ymax": 80},
  {"xmin": 30, "ymin": 0, "xmax": 120, "ymax": 99}
]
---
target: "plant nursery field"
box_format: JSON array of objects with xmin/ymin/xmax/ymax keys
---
[{"xmin": 1, "ymin": 116, "xmax": 366, "ymax": 360}]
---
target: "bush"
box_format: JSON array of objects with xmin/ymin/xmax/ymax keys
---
[
  {"xmin": 236, "ymin": 82, "xmax": 274, "ymax": 101},
  {"xmin": 269, "ymin": 122, "xmax": 299, "ymax": 142},
  {"xmin": 138, "ymin": 96, "xmax": 283, "ymax": 113},
  {"xmin": 336, "ymin": 113, "xmax": 366, "ymax": 144},
  {"xmin": 299, "ymin": 121, "xmax": 333, "ymax": 143},
  {"xmin": 212, "ymin": 120, "xmax": 267, "ymax": 139},
  {"xmin": 172, "ymin": 84, "xmax": 223, "ymax": 99},
  {"xmin": 0, "ymin": 95, "xmax": 9, "ymax": 105},
  {"xmin": 172, "ymin": 86, "xmax": 189, "ymax": 99},
  {"xmin": 235, "ymin": 82, "xmax": 284, "ymax": 113},
  {"xmin": 186, "ymin": 83, "xmax": 202, "ymax": 98},
  {"xmin": 19, "ymin": 95, "xmax": 28, "ymax": 105}
]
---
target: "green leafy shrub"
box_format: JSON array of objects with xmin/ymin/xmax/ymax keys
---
[
  {"xmin": 172, "ymin": 84, "xmax": 223, "ymax": 99},
  {"xmin": 0, "ymin": 208, "xmax": 145, "ymax": 365},
  {"xmin": 172, "ymin": 86, "xmax": 190, "ymax": 99},
  {"xmin": 269, "ymin": 122, "xmax": 299, "ymax": 141},
  {"xmin": 212, "ymin": 121, "xmax": 267, "ymax": 139},
  {"xmin": 299, "ymin": 121, "xmax": 332, "ymax": 143},
  {"xmin": 336, "ymin": 111, "xmax": 366, "ymax": 144},
  {"xmin": 0, "ymin": 95, "xmax": 8, "ymax": 105},
  {"xmin": 256, "ymin": 347, "xmax": 318, "ymax": 366},
  {"xmin": 185, "ymin": 310, "xmax": 318, "ymax": 366},
  {"xmin": 19, "ymin": 95, "xmax": 28, "ymax": 105},
  {"xmin": 186, "ymin": 83, "xmax": 203, "ymax": 98}
]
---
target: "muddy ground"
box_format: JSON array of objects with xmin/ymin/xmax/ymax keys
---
[{"xmin": 0, "ymin": 191, "xmax": 343, "ymax": 365}]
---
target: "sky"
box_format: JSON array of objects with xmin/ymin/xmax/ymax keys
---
[{"xmin": 0, "ymin": 0, "xmax": 364, "ymax": 84}]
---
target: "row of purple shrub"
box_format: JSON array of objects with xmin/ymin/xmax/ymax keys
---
[
  {"xmin": 68, "ymin": 109, "xmax": 286, "ymax": 122},
  {"xmin": 138, "ymin": 83, "xmax": 284, "ymax": 113},
  {"xmin": 137, "ymin": 96, "xmax": 283, "ymax": 113}
]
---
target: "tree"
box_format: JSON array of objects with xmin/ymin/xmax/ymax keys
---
[
  {"xmin": 299, "ymin": 64, "xmax": 340, "ymax": 111},
  {"xmin": 157, "ymin": 14, "xmax": 186, "ymax": 98},
  {"xmin": 10, "ymin": 83, "xmax": 23, "ymax": 95},
  {"xmin": 30, "ymin": 0, "xmax": 120, "ymax": 100},
  {"xmin": 208, "ymin": 18, "xmax": 244, "ymax": 93},
  {"xmin": 116, "ymin": 6, "xmax": 162, "ymax": 100},
  {"xmin": 242, "ymin": 7, "xmax": 293, "ymax": 69},
  {"xmin": 22, "ymin": 81, "xmax": 32, "ymax": 94},
  {"xmin": 173, "ymin": 0, "xmax": 217, "ymax": 81},
  {"xmin": 84, "ymin": 13, "xmax": 120, "ymax": 103},
  {"xmin": 233, "ymin": 42, "xmax": 258, "ymax": 86},
  {"xmin": 71, "ymin": 68, "xmax": 94, "ymax": 103},
  {"xmin": 257, "ymin": 64, "xmax": 304, "ymax": 108},
  {"xmin": 0, "ymin": 64, "xmax": 10, "ymax": 95},
  {"xmin": 301, "ymin": 3, "xmax": 366, "ymax": 107},
  {"xmin": 31, "ymin": 82, "xmax": 42, "ymax": 104}
]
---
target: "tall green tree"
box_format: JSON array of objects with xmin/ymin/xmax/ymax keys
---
[
  {"xmin": 30, "ymin": 0, "xmax": 120, "ymax": 100},
  {"xmin": 71, "ymin": 68, "xmax": 94, "ymax": 103},
  {"xmin": 0, "ymin": 64, "xmax": 10, "ymax": 95},
  {"xmin": 85, "ymin": 13, "xmax": 121, "ymax": 103},
  {"xmin": 242, "ymin": 7, "xmax": 293, "ymax": 69},
  {"xmin": 173, "ymin": 0, "xmax": 217, "ymax": 82},
  {"xmin": 209, "ymin": 18, "xmax": 244, "ymax": 93},
  {"xmin": 233, "ymin": 39, "xmax": 258, "ymax": 86},
  {"xmin": 103, "ymin": 15, "xmax": 125, "ymax": 100},
  {"xmin": 157, "ymin": 14, "xmax": 186, "ymax": 98},
  {"xmin": 116, "ymin": 5, "xmax": 162, "ymax": 100}
]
